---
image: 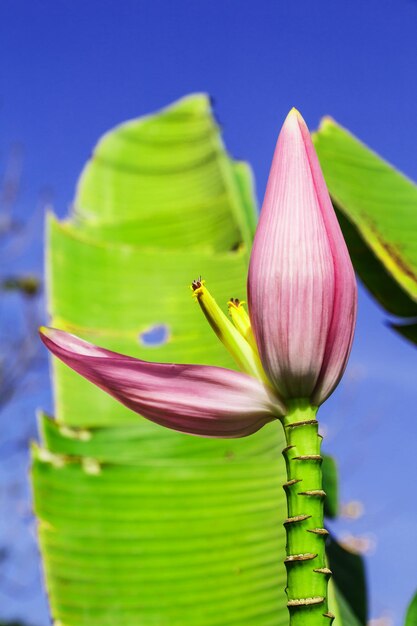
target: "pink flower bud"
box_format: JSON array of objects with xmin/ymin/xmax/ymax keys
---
[{"xmin": 248, "ymin": 109, "xmax": 357, "ymax": 404}]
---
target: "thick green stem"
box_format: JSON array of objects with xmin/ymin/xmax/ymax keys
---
[{"xmin": 280, "ymin": 400, "xmax": 334, "ymax": 626}]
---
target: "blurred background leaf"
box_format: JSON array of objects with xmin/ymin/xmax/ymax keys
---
[
  {"xmin": 322, "ymin": 454, "xmax": 339, "ymax": 519},
  {"xmin": 32, "ymin": 94, "xmax": 290, "ymax": 626},
  {"xmin": 405, "ymin": 591, "xmax": 417, "ymax": 625},
  {"xmin": 322, "ymin": 454, "xmax": 368, "ymax": 624},
  {"xmin": 332, "ymin": 587, "xmax": 363, "ymax": 626},
  {"xmin": 313, "ymin": 119, "xmax": 417, "ymax": 345},
  {"xmin": 327, "ymin": 535, "xmax": 367, "ymax": 625}
]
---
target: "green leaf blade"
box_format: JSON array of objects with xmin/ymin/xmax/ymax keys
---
[
  {"xmin": 313, "ymin": 118, "xmax": 417, "ymax": 317},
  {"xmin": 33, "ymin": 94, "xmax": 288, "ymax": 626},
  {"xmin": 405, "ymin": 591, "xmax": 417, "ymax": 626}
]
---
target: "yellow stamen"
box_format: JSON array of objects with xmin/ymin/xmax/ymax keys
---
[
  {"xmin": 228, "ymin": 298, "xmax": 258, "ymax": 353},
  {"xmin": 191, "ymin": 280, "xmax": 268, "ymax": 384}
]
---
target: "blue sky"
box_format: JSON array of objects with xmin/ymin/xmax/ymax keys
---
[{"xmin": 2, "ymin": 1, "xmax": 417, "ymax": 624}]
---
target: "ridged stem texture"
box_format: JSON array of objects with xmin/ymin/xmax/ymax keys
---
[{"xmin": 281, "ymin": 400, "xmax": 333, "ymax": 626}]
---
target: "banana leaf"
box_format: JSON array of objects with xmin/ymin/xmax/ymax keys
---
[
  {"xmin": 330, "ymin": 584, "xmax": 363, "ymax": 626},
  {"xmin": 322, "ymin": 454, "xmax": 339, "ymax": 519},
  {"xmin": 33, "ymin": 94, "xmax": 289, "ymax": 626},
  {"xmin": 405, "ymin": 591, "xmax": 417, "ymax": 625},
  {"xmin": 322, "ymin": 460, "xmax": 367, "ymax": 623},
  {"xmin": 313, "ymin": 118, "xmax": 417, "ymax": 344},
  {"xmin": 327, "ymin": 536, "xmax": 367, "ymax": 624}
]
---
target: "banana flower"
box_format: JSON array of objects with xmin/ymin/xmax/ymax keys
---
[{"xmin": 40, "ymin": 109, "xmax": 356, "ymax": 438}]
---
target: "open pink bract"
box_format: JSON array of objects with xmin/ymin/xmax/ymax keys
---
[
  {"xmin": 40, "ymin": 109, "xmax": 357, "ymax": 437},
  {"xmin": 40, "ymin": 328, "xmax": 280, "ymax": 437}
]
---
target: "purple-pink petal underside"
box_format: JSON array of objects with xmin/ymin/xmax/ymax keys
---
[
  {"xmin": 40, "ymin": 328, "xmax": 282, "ymax": 437},
  {"xmin": 248, "ymin": 110, "xmax": 336, "ymax": 399}
]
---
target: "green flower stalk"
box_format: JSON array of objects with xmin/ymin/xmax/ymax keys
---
[
  {"xmin": 40, "ymin": 109, "xmax": 357, "ymax": 624},
  {"xmin": 282, "ymin": 401, "xmax": 331, "ymax": 625}
]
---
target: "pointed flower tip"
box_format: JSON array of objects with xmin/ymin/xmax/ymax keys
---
[
  {"xmin": 288, "ymin": 106, "xmax": 301, "ymax": 118},
  {"xmin": 285, "ymin": 107, "xmax": 305, "ymax": 126},
  {"xmin": 39, "ymin": 325, "xmax": 51, "ymax": 339},
  {"xmin": 281, "ymin": 107, "xmax": 309, "ymax": 143}
]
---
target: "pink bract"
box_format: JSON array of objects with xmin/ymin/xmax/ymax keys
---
[{"xmin": 248, "ymin": 109, "xmax": 357, "ymax": 404}]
